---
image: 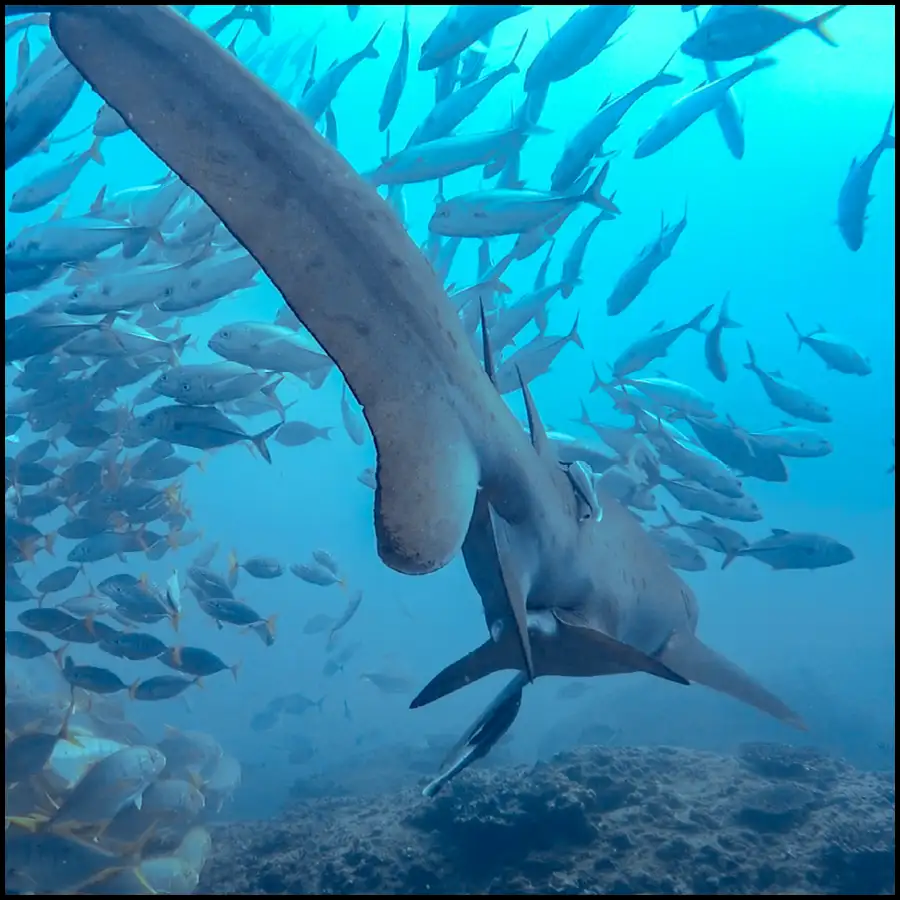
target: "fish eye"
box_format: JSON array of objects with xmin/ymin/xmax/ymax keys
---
[
  {"xmin": 162, "ymin": 287, "xmax": 174, "ymax": 297},
  {"xmin": 181, "ymin": 382, "xmax": 191, "ymax": 392},
  {"xmin": 220, "ymin": 330, "xmax": 230, "ymax": 340},
  {"xmin": 70, "ymin": 289, "xmax": 82, "ymax": 299}
]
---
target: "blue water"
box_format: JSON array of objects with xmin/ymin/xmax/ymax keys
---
[{"xmin": 5, "ymin": 3, "xmax": 895, "ymax": 831}]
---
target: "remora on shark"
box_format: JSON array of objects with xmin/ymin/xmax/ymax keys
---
[{"xmin": 39, "ymin": 5, "xmax": 804, "ymax": 733}]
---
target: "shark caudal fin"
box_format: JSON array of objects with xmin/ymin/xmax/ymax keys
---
[{"xmin": 657, "ymin": 629, "xmax": 806, "ymax": 729}]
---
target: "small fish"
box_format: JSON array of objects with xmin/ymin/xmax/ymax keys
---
[
  {"xmin": 785, "ymin": 313, "xmax": 872, "ymax": 376},
  {"xmin": 378, "ymin": 6, "xmax": 410, "ymax": 133},
  {"xmin": 725, "ymin": 529, "xmax": 855, "ymax": 571},
  {"xmin": 273, "ymin": 420, "xmax": 333, "ymax": 446},
  {"xmin": 61, "ymin": 655, "xmax": 129, "ymax": 694},
  {"xmin": 649, "ymin": 529, "xmax": 708, "ymax": 572},
  {"xmin": 681, "ymin": 5, "xmax": 846, "ymax": 61},
  {"xmin": 98, "ymin": 630, "xmax": 168, "ymax": 661},
  {"xmin": 837, "ymin": 104, "xmax": 894, "ymax": 252},
  {"xmin": 556, "ymin": 680, "xmax": 592, "ymax": 700},
  {"xmin": 5, "ymin": 695, "xmax": 80, "ymax": 786},
  {"xmin": 291, "ymin": 561, "xmax": 344, "ymax": 588},
  {"xmin": 525, "ymin": 6, "xmax": 632, "ymax": 92},
  {"xmin": 749, "ymin": 423, "xmax": 832, "ymax": 459},
  {"xmin": 658, "ymin": 505, "xmax": 749, "ymax": 568},
  {"xmin": 159, "ymin": 645, "xmax": 240, "ymax": 681},
  {"xmin": 744, "ymin": 342, "xmax": 832, "ymax": 423},
  {"xmin": 132, "ymin": 405, "xmax": 280, "ymax": 462},
  {"xmin": 430, "ymin": 163, "xmax": 619, "ymax": 237},
  {"xmin": 704, "ymin": 292, "xmax": 741, "ymax": 382},
  {"xmin": 312, "ymin": 548, "xmax": 341, "ymax": 575},
  {"xmin": 35, "ymin": 564, "xmax": 82, "ymax": 602},
  {"xmin": 615, "ymin": 304, "xmax": 713, "ymax": 379},
  {"xmin": 303, "ymin": 613, "xmax": 335, "ymax": 635},
  {"xmin": 635, "ymin": 57, "xmax": 776, "ymax": 159},
  {"xmin": 129, "ymin": 675, "xmax": 200, "ymax": 701},
  {"xmin": 340, "ymin": 384, "xmax": 368, "ymax": 445},
  {"xmin": 5, "ymin": 629, "xmax": 53, "ymax": 659},
  {"xmin": 327, "ymin": 589, "xmax": 363, "ymax": 647},
  {"xmin": 250, "ymin": 708, "xmax": 280, "ymax": 731},
  {"xmin": 228, "ymin": 551, "xmax": 284, "ymax": 583},
  {"xmin": 360, "ymin": 671, "xmax": 415, "ymax": 695}
]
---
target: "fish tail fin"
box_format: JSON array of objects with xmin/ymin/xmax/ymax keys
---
[
  {"xmin": 589, "ymin": 361, "xmax": 607, "ymax": 394},
  {"xmin": 784, "ymin": 312, "xmax": 805, "ymax": 350},
  {"xmin": 169, "ymin": 333, "xmax": 190, "ymax": 365},
  {"xmin": 568, "ymin": 311, "xmax": 583, "ymax": 350},
  {"xmin": 721, "ymin": 548, "xmax": 740, "ymax": 569},
  {"xmin": 507, "ymin": 28, "xmax": 529, "ymax": 71},
  {"xmin": 660, "ymin": 505, "xmax": 679, "ymax": 529},
  {"xmin": 364, "ymin": 22, "xmax": 384, "ymax": 58},
  {"xmin": 657, "ymin": 630, "xmax": 806, "ymax": 729},
  {"xmin": 806, "ymin": 5, "xmax": 846, "ymax": 47},
  {"xmin": 880, "ymin": 103, "xmax": 895, "ymax": 151},
  {"xmin": 122, "ymin": 227, "xmax": 154, "ymax": 259},
  {"xmin": 749, "ymin": 55, "xmax": 777, "ymax": 73},
  {"xmin": 653, "ymin": 55, "xmax": 683, "ymax": 88},
  {"xmin": 584, "ymin": 160, "xmax": 620, "ymax": 214},
  {"xmin": 231, "ymin": 660, "xmax": 242, "ymax": 682},
  {"xmin": 260, "ymin": 376, "xmax": 288, "ymax": 421},
  {"xmin": 250, "ymin": 423, "xmax": 280, "ymax": 464},
  {"xmin": 88, "ymin": 135, "xmax": 106, "ymax": 165},
  {"xmin": 52, "ymin": 643, "xmax": 70, "ymax": 671},
  {"xmin": 743, "ymin": 341, "xmax": 757, "ymax": 371},
  {"xmin": 719, "ymin": 291, "xmax": 740, "ymax": 328},
  {"xmin": 689, "ymin": 303, "xmax": 714, "ymax": 332}
]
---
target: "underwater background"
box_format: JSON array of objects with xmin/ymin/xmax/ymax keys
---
[{"xmin": 5, "ymin": 4, "xmax": 895, "ymax": 894}]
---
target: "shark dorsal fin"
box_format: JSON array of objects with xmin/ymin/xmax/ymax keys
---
[
  {"xmin": 517, "ymin": 366, "xmax": 554, "ymax": 461},
  {"xmin": 479, "ymin": 300, "xmax": 496, "ymax": 384}
]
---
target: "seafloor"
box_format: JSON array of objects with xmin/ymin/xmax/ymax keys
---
[{"xmin": 198, "ymin": 744, "xmax": 894, "ymax": 895}]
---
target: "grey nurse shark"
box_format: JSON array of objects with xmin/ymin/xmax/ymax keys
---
[{"xmin": 40, "ymin": 5, "xmax": 804, "ymax": 733}]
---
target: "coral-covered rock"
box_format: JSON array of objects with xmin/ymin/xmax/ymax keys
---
[{"xmin": 197, "ymin": 745, "xmax": 894, "ymax": 895}]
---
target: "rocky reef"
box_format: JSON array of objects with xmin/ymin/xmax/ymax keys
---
[{"xmin": 197, "ymin": 743, "xmax": 894, "ymax": 895}]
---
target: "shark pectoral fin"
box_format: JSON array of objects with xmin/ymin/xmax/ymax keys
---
[
  {"xmin": 487, "ymin": 504, "xmax": 535, "ymax": 681},
  {"xmin": 549, "ymin": 611, "xmax": 690, "ymax": 685},
  {"xmin": 657, "ymin": 630, "xmax": 806, "ymax": 730},
  {"xmin": 373, "ymin": 404, "xmax": 481, "ymax": 574},
  {"xmin": 410, "ymin": 634, "xmax": 520, "ymax": 709}
]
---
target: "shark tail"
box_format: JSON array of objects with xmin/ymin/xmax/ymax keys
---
[{"xmin": 656, "ymin": 629, "xmax": 806, "ymax": 730}]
